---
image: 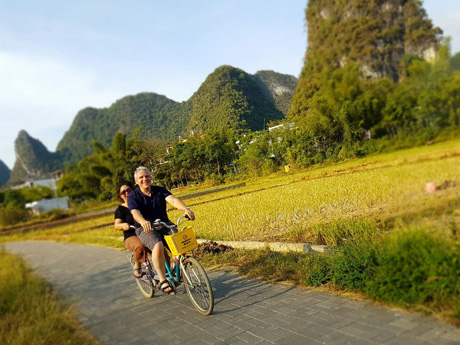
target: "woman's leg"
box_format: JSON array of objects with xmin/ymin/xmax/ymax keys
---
[{"xmin": 125, "ymin": 236, "xmax": 147, "ymax": 275}]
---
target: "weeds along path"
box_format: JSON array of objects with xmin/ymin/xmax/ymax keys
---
[{"xmin": 4, "ymin": 241, "xmax": 460, "ymax": 345}]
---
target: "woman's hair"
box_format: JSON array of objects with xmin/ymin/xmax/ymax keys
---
[{"xmin": 117, "ymin": 181, "xmax": 133, "ymax": 194}]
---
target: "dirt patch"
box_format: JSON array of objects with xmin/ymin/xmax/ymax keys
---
[{"xmin": 193, "ymin": 241, "xmax": 234, "ymax": 255}]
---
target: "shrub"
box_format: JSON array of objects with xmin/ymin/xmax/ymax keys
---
[
  {"xmin": 305, "ymin": 254, "xmax": 333, "ymax": 286},
  {"xmin": 38, "ymin": 209, "xmax": 74, "ymax": 222},
  {"xmin": 97, "ymin": 191, "xmax": 113, "ymax": 202},
  {"xmin": 366, "ymin": 228, "xmax": 460, "ymax": 310},
  {"xmin": 0, "ymin": 205, "xmax": 30, "ymax": 226},
  {"xmin": 332, "ymin": 240, "xmax": 379, "ymax": 290}
]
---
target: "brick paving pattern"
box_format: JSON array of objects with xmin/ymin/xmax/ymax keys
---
[{"xmin": 4, "ymin": 241, "xmax": 460, "ymax": 345}]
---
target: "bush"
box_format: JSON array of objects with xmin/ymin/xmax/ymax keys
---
[
  {"xmin": 366, "ymin": 228, "xmax": 460, "ymax": 310},
  {"xmin": 0, "ymin": 205, "xmax": 30, "ymax": 226},
  {"xmin": 305, "ymin": 254, "xmax": 333, "ymax": 286},
  {"xmin": 332, "ymin": 240, "xmax": 379, "ymax": 290},
  {"xmin": 37, "ymin": 209, "xmax": 74, "ymax": 222},
  {"xmin": 97, "ymin": 191, "xmax": 113, "ymax": 202}
]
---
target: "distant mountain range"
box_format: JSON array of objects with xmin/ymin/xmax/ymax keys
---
[{"xmin": 4, "ymin": 67, "xmax": 297, "ymax": 186}]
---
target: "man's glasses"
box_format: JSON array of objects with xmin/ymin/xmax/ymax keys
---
[{"xmin": 120, "ymin": 188, "xmax": 132, "ymax": 195}]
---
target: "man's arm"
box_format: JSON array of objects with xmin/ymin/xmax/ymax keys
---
[
  {"xmin": 131, "ymin": 209, "xmax": 152, "ymax": 233},
  {"xmin": 165, "ymin": 195, "xmax": 195, "ymax": 220}
]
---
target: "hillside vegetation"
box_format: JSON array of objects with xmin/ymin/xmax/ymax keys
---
[
  {"xmin": 56, "ymin": 93, "xmax": 191, "ymax": 167},
  {"xmin": 53, "ymin": 67, "xmax": 294, "ymax": 170},
  {"xmin": 188, "ymin": 66, "xmax": 285, "ymax": 134},
  {"xmin": 288, "ymin": 0, "xmax": 458, "ymax": 160}
]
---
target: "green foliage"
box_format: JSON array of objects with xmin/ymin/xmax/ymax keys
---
[
  {"xmin": 289, "ymin": 0, "xmax": 446, "ymax": 150},
  {"xmin": 332, "ymin": 239, "xmax": 379, "ymax": 290},
  {"xmin": 155, "ymin": 129, "xmax": 239, "ymax": 187},
  {"xmin": 19, "ymin": 185, "xmax": 54, "ymax": 203},
  {"xmin": 57, "ymin": 141, "xmax": 112, "ymax": 201},
  {"xmin": 0, "ymin": 186, "xmax": 54, "ymax": 227},
  {"xmin": 452, "ymin": 52, "xmax": 460, "ymax": 71},
  {"xmin": 366, "ymin": 229, "xmax": 460, "ymax": 309},
  {"xmin": 57, "ymin": 132, "xmax": 167, "ymax": 201},
  {"xmin": 378, "ymin": 52, "xmax": 460, "ymax": 135},
  {"xmin": 2, "ymin": 190, "xmax": 25, "ymax": 207},
  {"xmin": 0, "ymin": 205, "xmax": 30, "ymax": 226}
]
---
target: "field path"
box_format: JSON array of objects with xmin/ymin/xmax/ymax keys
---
[{"xmin": 4, "ymin": 241, "xmax": 460, "ymax": 345}]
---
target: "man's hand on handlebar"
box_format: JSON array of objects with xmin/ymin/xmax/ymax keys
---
[
  {"xmin": 141, "ymin": 220, "xmax": 152, "ymax": 233},
  {"xmin": 184, "ymin": 207, "xmax": 195, "ymax": 221}
]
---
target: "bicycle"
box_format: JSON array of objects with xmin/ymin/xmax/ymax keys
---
[{"xmin": 125, "ymin": 215, "xmax": 214, "ymax": 315}]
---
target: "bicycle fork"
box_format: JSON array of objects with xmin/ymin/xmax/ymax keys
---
[{"xmin": 179, "ymin": 259, "xmax": 201, "ymax": 289}]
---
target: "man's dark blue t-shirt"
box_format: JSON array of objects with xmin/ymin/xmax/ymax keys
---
[{"xmin": 127, "ymin": 186, "xmax": 172, "ymax": 227}]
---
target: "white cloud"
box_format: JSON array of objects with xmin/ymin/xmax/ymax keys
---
[
  {"xmin": 0, "ymin": 52, "xmax": 118, "ymax": 115},
  {"xmin": 0, "ymin": 52, "xmax": 122, "ymax": 168}
]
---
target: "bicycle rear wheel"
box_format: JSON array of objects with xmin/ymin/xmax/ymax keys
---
[
  {"xmin": 135, "ymin": 258, "xmax": 154, "ymax": 298},
  {"xmin": 182, "ymin": 257, "xmax": 214, "ymax": 315}
]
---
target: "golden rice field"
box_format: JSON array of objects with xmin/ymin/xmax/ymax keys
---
[
  {"xmin": 168, "ymin": 138, "xmax": 460, "ymax": 244},
  {"xmin": 1, "ymin": 138, "xmax": 459, "ymax": 248}
]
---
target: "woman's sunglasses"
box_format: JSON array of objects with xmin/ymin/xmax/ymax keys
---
[{"xmin": 120, "ymin": 188, "xmax": 132, "ymax": 195}]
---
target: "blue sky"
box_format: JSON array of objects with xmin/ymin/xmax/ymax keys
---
[{"xmin": 1, "ymin": 0, "xmax": 459, "ymax": 170}]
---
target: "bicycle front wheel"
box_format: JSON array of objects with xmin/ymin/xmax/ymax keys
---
[{"xmin": 182, "ymin": 257, "xmax": 214, "ymax": 315}]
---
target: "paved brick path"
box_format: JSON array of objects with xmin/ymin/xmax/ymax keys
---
[{"xmin": 3, "ymin": 241, "xmax": 460, "ymax": 345}]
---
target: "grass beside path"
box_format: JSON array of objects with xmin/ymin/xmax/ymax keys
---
[{"xmin": 0, "ymin": 248, "xmax": 103, "ymax": 345}]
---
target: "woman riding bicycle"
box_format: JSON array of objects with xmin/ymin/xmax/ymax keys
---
[{"xmin": 114, "ymin": 181, "xmax": 147, "ymax": 279}]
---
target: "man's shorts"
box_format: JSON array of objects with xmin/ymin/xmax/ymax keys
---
[{"xmin": 135, "ymin": 224, "xmax": 174, "ymax": 251}]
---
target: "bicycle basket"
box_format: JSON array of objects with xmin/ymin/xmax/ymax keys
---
[{"xmin": 165, "ymin": 226, "xmax": 198, "ymax": 255}]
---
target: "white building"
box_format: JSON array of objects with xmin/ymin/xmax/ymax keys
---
[
  {"xmin": 25, "ymin": 197, "xmax": 70, "ymax": 215},
  {"xmin": 11, "ymin": 170, "xmax": 64, "ymax": 191}
]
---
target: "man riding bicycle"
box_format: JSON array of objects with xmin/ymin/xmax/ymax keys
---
[{"xmin": 127, "ymin": 166, "xmax": 195, "ymax": 295}]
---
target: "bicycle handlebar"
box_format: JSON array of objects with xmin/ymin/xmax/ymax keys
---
[
  {"xmin": 154, "ymin": 215, "xmax": 190, "ymax": 228},
  {"xmin": 129, "ymin": 215, "xmax": 190, "ymax": 230}
]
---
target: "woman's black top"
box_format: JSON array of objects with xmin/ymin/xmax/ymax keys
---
[{"xmin": 114, "ymin": 205, "xmax": 136, "ymax": 241}]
